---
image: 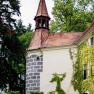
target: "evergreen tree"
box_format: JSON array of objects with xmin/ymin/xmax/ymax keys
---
[{"xmin": 0, "ymin": 0, "xmax": 26, "ymax": 93}]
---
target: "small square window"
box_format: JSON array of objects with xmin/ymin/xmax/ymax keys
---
[{"xmin": 36, "ymin": 56, "xmax": 40, "ymax": 61}]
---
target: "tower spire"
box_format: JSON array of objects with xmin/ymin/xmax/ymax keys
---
[
  {"xmin": 36, "ymin": 0, "xmax": 49, "ymax": 17},
  {"xmin": 34, "ymin": 0, "xmax": 50, "ymax": 30}
]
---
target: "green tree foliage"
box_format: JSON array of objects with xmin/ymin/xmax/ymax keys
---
[
  {"xmin": 0, "ymin": 0, "xmax": 20, "ymax": 27},
  {"xmin": 16, "ymin": 19, "xmax": 33, "ymax": 49},
  {"xmin": 0, "ymin": 32, "xmax": 26, "ymax": 93},
  {"xmin": 15, "ymin": 19, "xmax": 32, "ymax": 35},
  {"xmin": 50, "ymin": 73, "xmax": 66, "ymax": 94},
  {"xmin": 0, "ymin": 0, "xmax": 27, "ymax": 93},
  {"xmin": 15, "ymin": 20, "xmax": 26, "ymax": 35},
  {"xmin": 50, "ymin": 0, "xmax": 94, "ymax": 32},
  {"xmin": 72, "ymin": 42, "xmax": 94, "ymax": 94},
  {"xmin": 7, "ymin": 91, "xmax": 20, "ymax": 94},
  {"xmin": 18, "ymin": 32, "xmax": 32, "ymax": 49}
]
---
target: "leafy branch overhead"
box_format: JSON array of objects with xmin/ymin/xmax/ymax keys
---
[{"xmin": 50, "ymin": 0, "xmax": 94, "ymax": 32}]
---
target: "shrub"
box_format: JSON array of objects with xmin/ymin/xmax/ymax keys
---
[
  {"xmin": 30, "ymin": 92, "xmax": 43, "ymax": 94},
  {"xmin": 7, "ymin": 91, "xmax": 20, "ymax": 94}
]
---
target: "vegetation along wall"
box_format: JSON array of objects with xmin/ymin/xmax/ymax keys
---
[{"xmin": 72, "ymin": 41, "xmax": 94, "ymax": 94}]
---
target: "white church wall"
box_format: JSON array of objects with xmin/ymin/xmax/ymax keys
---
[
  {"xmin": 40, "ymin": 47, "xmax": 78, "ymax": 94},
  {"xmin": 26, "ymin": 47, "xmax": 79, "ymax": 94}
]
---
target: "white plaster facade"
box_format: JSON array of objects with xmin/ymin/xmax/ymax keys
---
[{"xmin": 26, "ymin": 46, "xmax": 79, "ymax": 94}]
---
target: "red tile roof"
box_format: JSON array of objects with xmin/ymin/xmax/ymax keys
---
[
  {"xmin": 28, "ymin": 29, "xmax": 49, "ymax": 50},
  {"xmin": 43, "ymin": 32, "xmax": 83, "ymax": 47},
  {"xmin": 28, "ymin": 30, "xmax": 83, "ymax": 50}
]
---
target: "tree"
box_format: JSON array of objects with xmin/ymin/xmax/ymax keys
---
[
  {"xmin": 15, "ymin": 19, "xmax": 33, "ymax": 35},
  {"xmin": 16, "ymin": 19, "xmax": 33, "ymax": 49},
  {"xmin": 26, "ymin": 24, "xmax": 32, "ymax": 32},
  {"xmin": 0, "ymin": 0, "xmax": 20, "ymax": 28},
  {"xmin": 50, "ymin": 73, "xmax": 66, "ymax": 94},
  {"xmin": 0, "ymin": 0, "xmax": 33, "ymax": 94},
  {"xmin": 0, "ymin": 31, "xmax": 26, "ymax": 93},
  {"xmin": 0, "ymin": 0, "xmax": 21, "ymax": 58},
  {"xmin": 18, "ymin": 32, "xmax": 32, "ymax": 49},
  {"xmin": 0, "ymin": 0, "xmax": 25, "ymax": 93},
  {"xmin": 15, "ymin": 20, "xmax": 26, "ymax": 35},
  {"xmin": 50, "ymin": 0, "xmax": 94, "ymax": 32},
  {"xmin": 16, "ymin": 23, "xmax": 32, "ymax": 94}
]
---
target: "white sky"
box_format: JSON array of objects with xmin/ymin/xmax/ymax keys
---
[{"xmin": 20, "ymin": 0, "xmax": 54, "ymax": 29}]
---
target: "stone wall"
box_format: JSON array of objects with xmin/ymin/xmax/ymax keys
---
[{"xmin": 26, "ymin": 54, "xmax": 43, "ymax": 94}]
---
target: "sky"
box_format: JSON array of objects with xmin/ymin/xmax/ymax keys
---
[{"xmin": 20, "ymin": 0, "xmax": 54, "ymax": 29}]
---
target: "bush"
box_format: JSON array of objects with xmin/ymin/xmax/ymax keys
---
[
  {"xmin": 30, "ymin": 92, "xmax": 43, "ymax": 94},
  {"xmin": 48, "ymin": 91, "xmax": 55, "ymax": 94},
  {"xmin": 7, "ymin": 91, "xmax": 20, "ymax": 94},
  {"xmin": 48, "ymin": 91, "xmax": 65, "ymax": 94}
]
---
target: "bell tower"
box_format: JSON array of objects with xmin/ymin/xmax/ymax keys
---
[{"xmin": 34, "ymin": 0, "xmax": 50, "ymax": 30}]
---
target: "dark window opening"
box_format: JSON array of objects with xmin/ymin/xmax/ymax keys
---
[
  {"xmin": 83, "ymin": 70, "xmax": 87, "ymax": 79},
  {"xmin": 83, "ymin": 93, "xmax": 88, "ymax": 94},
  {"xmin": 83, "ymin": 64, "xmax": 88, "ymax": 79},
  {"xmin": 36, "ymin": 56, "xmax": 40, "ymax": 61},
  {"xmin": 42, "ymin": 19, "xmax": 46, "ymax": 27},
  {"xmin": 45, "ymin": 20, "xmax": 48, "ymax": 28},
  {"xmin": 91, "ymin": 37, "xmax": 94, "ymax": 45},
  {"xmin": 38, "ymin": 19, "xmax": 41, "ymax": 27}
]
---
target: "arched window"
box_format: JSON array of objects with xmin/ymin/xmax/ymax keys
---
[
  {"xmin": 38, "ymin": 19, "xmax": 41, "ymax": 27},
  {"xmin": 42, "ymin": 19, "xmax": 46, "ymax": 27}
]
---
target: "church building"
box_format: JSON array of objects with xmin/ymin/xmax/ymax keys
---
[{"xmin": 26, "ymin": 0, "xmax": 94, "ymax": 94}]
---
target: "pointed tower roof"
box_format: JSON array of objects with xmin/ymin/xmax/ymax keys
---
[{"xmin": 35, "ymin": 0, "xmax": 49, "ymax": 17}]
